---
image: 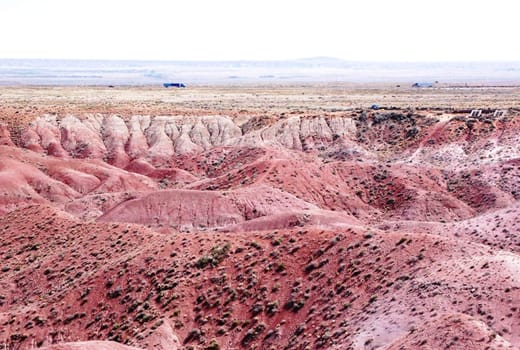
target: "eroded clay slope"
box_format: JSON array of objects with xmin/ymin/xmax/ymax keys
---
[
  {"xmin": 18, "ymin": 114, "xmax": 359, "ymax": 164},
  {"xmin": 0, "ymin": 145, "xmax": 157, "ymax": 215},
  {"xmin": 1, "ymin": 110, "xmax": 519, "ymax": 349},
  {"xmin": 1, "ymin": 206, "xmax": 519, "ymax": 349}
]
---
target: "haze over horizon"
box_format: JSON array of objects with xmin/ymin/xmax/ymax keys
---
[{"xmin": 1, "ymin": 0, "xmax": 519, "ymax": 62}]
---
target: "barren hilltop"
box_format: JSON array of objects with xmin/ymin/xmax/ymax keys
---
[{"xmin": 0, "ymin": 85, "xmax": 519, "ymax": 350}]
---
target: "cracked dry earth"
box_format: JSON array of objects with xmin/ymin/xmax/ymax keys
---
[{"xmin": 0, "ymin": 86, "xmax": 519, "ymax": 350}]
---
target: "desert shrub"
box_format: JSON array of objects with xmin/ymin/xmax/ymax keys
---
[
  {"xmin": 285, "ymin": 299, "xmax": 305, "ymax": 312},
  {"xmin": 242, "ymin": 323, "xmax": 266, "ymax": 346},
  {"xmin": 196, "ymin": 243, "xmax": 231, "ymax": 269},
  {"xmin": 396, "ymin": 237, "xmax": 407, "ymax": 246},
  {"xmin": 107, "ymin": 286, "xmax": 122, "ymax": 299},
  {"xmin": 184, "ymin": 328, "xmax": 203, "ymax": 344},
  {"xmin": 305, "ymin": 261, "xmax": 318, "ymax": 273},
  {"xmin": 250, "ymin": 303, "xmax": 263, "ymax": 316},
  {"xmin": 266, "ymin": 300, "xmax": 279, "ymax": 316},
  {"xmin": 205, "ymin": 340, "xmax": 220, "ymax": 350}
]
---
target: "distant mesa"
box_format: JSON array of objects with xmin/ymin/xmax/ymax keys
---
[{"xmin": 163, "ymin": 82, "xmax": 186, "ymax": 88}]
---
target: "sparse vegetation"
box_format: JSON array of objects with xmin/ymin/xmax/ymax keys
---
[
  {"xmin": 0, "ymin": 86, "xmax": 518, "ymax": 350},
  {"xmin": 195, "ymin": 243, "xmax": 231, "ymax": 269}
]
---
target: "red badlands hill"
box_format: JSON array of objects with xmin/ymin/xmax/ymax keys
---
[
  {"xmin": 0, "ymin": 110, "xmax": 519, "ymax": 350},
  {"xmin": 1, "ymin": 206, "xmax": 519, "ymax": 349}
]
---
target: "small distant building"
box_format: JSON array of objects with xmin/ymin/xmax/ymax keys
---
[
  {"xmin": 469, "ymin": 110, "xmax": 482, "ymax": 117},
  {"xmin": 412, "ymin": 82, "xmax": 433, "ymax": 88},
  {"xmin": 163, "ymin": 83, "xmax": 186, "ymax": 88},
  {"xmin": 493, "ymin": 110, "xmax": 506, "ymax": 117}
]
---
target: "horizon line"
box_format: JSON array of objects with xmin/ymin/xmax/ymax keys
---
[{"xmin": 1, "ymin": 57, "xmax": 520, "ymax": 64}]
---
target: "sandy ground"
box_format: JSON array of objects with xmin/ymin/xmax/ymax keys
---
[{"xmin": 1, "ymin": 84, "xmax": 519, "ymax": 127}]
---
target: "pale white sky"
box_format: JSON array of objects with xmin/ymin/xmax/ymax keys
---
[{"xmin": 0, "ymin": 0, "xmax": 518, "ymax": 61}]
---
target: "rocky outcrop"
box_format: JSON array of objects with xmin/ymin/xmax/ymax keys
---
[
  {"xmin": 20, "ymin": 114, "xmax": 358, "ymax": 166},
  {"xmin": 382, "ymin": 313, "xmax": 517, "ymax": 350},
  {"xmin": 59, "ymin": 115, "xmax": 107, "ymax": 159},
  {"xmin": 0, "ymin": 122, "xmax": 15, "ymax": 146},
  {"xmin": 103, "ymin": 114, "xmax": 131, "ymax": 167},
  {"xmin": 145, "ymin": 320, "xmax": 181, "ymax": 350}
]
